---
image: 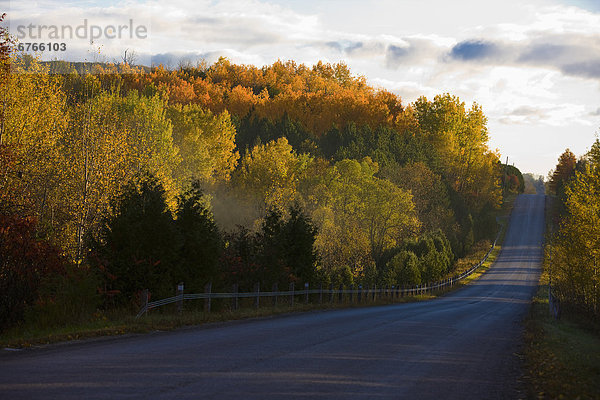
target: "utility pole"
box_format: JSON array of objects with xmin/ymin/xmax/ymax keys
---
[{"xmin": 503, "ymin": 156, "xmax": 509, "ymax": 193}]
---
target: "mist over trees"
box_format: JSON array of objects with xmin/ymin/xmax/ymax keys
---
[{"xmin": 0, "ymin": 46, "xmax": 517, "ymax": 329}]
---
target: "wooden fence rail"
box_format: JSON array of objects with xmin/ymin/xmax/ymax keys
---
[{"xmin": 136, "ymin": 230, "xmax": 501, "ymax": 318}]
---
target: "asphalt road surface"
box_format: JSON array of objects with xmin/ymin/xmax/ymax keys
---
[{"xmin": 0, "ymin": 194, "xmax": 545, "ymax": 399}]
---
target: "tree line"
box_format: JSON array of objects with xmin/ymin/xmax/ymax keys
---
[
  {"xmin": 0, "ymin": 31, "xmax": 520, "ymax": 330},
  {"xmin": 547, "ymin": 138, "xmax": 600, "ymax": 318}
]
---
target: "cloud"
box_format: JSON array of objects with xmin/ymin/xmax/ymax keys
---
[
  {"xmin": 384, "ymin": 37, "xmax": 442, "ymax": 68},
  {"xmin": 498, "ymin": 103, "xmax": 590, "ymax": 126},
  {"xmin": 509, "ymin": 105, "xmax": 546, "ymax": 117},
  {"xmin": 449, "ymin": 40, "xmax": 503, "ymax": 61},
  {"xmin": 370, "ymin": 77, "xmax": 436, "ymax": 102},
  {"xmin": 446, "ymin": 34, "xmax": 600, "ymax": 80},
  {"xmin": 561, "ymin": 60, "xmax": 600, "ymax": 79},
  {"xmin": 591, "ymin": 107, "xmax": 600, "ymax": 116},
  {"xmin": 149, "ymin": 49, "xmax": 263, "ymax": 68},
  {"xmin": 386, "ymin": 44, "xmax": 411, "ymax": 60},
  {"xmin": 323, "ymin": 40, "xmax": 385, "ymax": 59}
]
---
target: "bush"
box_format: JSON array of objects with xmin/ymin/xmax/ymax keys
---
[
  {"xmin": 0, "ymin": 214, "xmax": 65, "ymax": 331},
  {"xmin": 386, "ymin": 230, "xmax": 454, "ymax": 286},
  {"xmin": 386, "ymin": 251, "xmax": 421, "ymax": 286},
  {"xmin": 221, "ymin": 225, "xmax": 260, "ymax": 291},
  {"xmin": 24, "ymin": 264, "xmax": 100, "ymax": 329}
]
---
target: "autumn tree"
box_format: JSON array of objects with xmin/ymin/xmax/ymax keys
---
[
  {"xmin": 501, "ymin": 164, "xmax": 524, "ymax": 193},
  {"xmin": 308, "ymin": 158, "xmax": 419, "ymax": 281},
  {"xmin": 233, "ymin": 137, "xmax": 312, "ymax": 212},
  {"xmin": 550, "ymin": 165, "xmax": 600, "ymax": 316},
  {"xmin": 0, "ymin": 56, "xmax": 71, "ymax": 259},
  {"xmin": 548, "ymin": 139, "xmax": 600, "ymax": 317},
  {"xmin": 381, "ymin": 162, "xmax": 454, "ymax": 235},
  {"xmin": 168, "ymin": 104, "xmax": 238, "ymax": 185},
  {"xmin": 61, "ymin": 88, "xmax": 132, "ymax": 259},
  {"xmin": 1, "ymin": 12, "xmax": 15, "ymax": 145},
  {"xmin": 549, "ymin": 149, "xmax": 576, "ymax": 196},
  {"xmin": 414, "ymin": 94, "xmax": 501, "ymax": 211}
]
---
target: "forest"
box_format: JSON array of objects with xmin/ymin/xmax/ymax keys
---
[
  {"xmin": 547, "ymin": 139, "xmax": 600, "ymax": 319},
  {"xmin": 0, "ymin": 29, "xmax": 523, "ymax": 330}
]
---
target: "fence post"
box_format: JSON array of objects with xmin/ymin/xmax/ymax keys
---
[
  {"xmin": 204, "ymin": 282, "xmax": 211, "ymax": 313},
  {"xmin": 329, "ymin": 283, "xmax": 334, "ymax": 303},
  {"xmin": 142, "ymin": 289, "xmax": 149, "ymax": 316},
  {"xmin": 319, "ymin": 283, "xmax": 323, "ymax": 304},
  {"xmin": 289, "ymin": 282, "xmax": 295, "ymax": 307},
  {"xmin": 358, "ymin": 285, "xmax": 362, "ymax": 302},
  {"xmin": 372, "ymin": 285, "xmax": 376, "ymax": 302},
  {"xmin": 232, "ymin": 284, "xmax": 239, "ymax": 311},
  {"xmin": 548, "ymin": 285, "xmax": 551, "ymax": 315},
  {"xmin": 272, "ymin": 283, "xmax": 278, "ymax": 306},
  {"xmin": 254, "ymin": 282, "xmax": 260, "ymax": 308},
  {"xmin": 177, "ymin": 282, "xmax": 184, "ymax": 314},
  {"xmin": 304, "ymin": 282, "xmax": 309, "ymax": 304}
]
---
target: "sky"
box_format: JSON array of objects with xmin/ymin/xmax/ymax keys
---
[{"xmin": 3, "ymin": 0, "xmax": 600, "ymax": 176}]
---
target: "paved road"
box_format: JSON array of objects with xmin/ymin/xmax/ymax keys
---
[{"xmin": 0, "ymin": 194, "xmax": 545, "ymax": 399}]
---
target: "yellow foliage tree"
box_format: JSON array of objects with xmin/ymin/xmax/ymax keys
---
[
  {"xmin": 168, "ymin": 104, "xmax": 239, "ymax": 185},
  {"xmin": 233, "ymin": 137, "xmax": 312, "ymax": 213}
]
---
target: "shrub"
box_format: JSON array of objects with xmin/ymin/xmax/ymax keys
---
[
  {"xmin": 24, "ymin": 264, "xmax": 100, "ymax": 329},
  {"xmin": 0, "ymin": 214, "xmax": 64, "ymax": 331},
  {"xmin": 386, "ymin": 251, "xmax": 421, "ymax": 286}
]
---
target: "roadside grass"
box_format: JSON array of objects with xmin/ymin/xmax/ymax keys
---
[
  {"xmin": 457, "ymin": 240, "xmax": 501, "ymax": 287},
  {"xmin": 0, "ymin": 295, "xmax": 433, "ymax": 349},
  {"xmin": 523, "ymin": 269, "xmax": 600, "ymax": 399},
  {"xmin": 0, "ymin": 195, "xmax": 517, "ymax": 350}
]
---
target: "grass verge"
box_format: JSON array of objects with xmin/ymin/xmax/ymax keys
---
[
  {"xmin": 523, "ymin": 268, "xmax": 600, "ymax": 399},
  {"xmin": 1, "ymin": 295, "xmax": 434, "ymax": 349}
]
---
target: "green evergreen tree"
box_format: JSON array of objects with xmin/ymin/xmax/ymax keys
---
[
  {"xmin": 91, "ymin": 173, "xmax": 180, "ymax": 301},
  {"xmin": 283, "ymin": 204, "xmax": 319, "ymax": 284},
  {"xmin": 175, "ymin": 181, "xmax": 222, "ymax": 291}
]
